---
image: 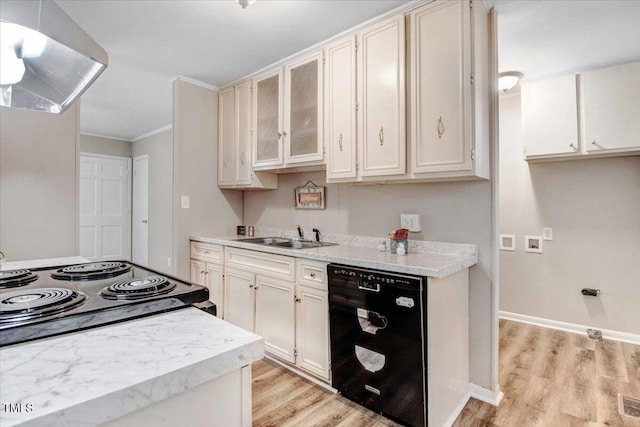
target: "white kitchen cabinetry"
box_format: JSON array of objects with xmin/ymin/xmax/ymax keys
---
[
  {"xmin": 189, "ymin": 241, "xmax": 225, "ymax": 317},
  {"xmin": 294, "ymin": 259, "xmax": 330, "ymax": 381},
  {"xmin": 522, "ymin": 74, "xmax": 580, "ymax": 159},
  {"xmin": 522, "ymin": 60, "xmax": 640, "ymax": 161},
  {"xmin": 253, "ymin": 50, "xmax": 324, "ymax": 172},
  {"xmin": 218, "ymin": 81, "xmax": 277, "ymax": 189},
  {"xmin": 358, "ymin": 14, "xmax": 406, "ymax": 177},
  {"xmin": 325, "ymin": 14, "xmax": 405, "ymax": 182},
  {"xmin": 255, "ymin": 275, "xmax": 296, "ymax": 363},
  {"xmin": 581, "ymin": 61, "xmax": 640, "ymax": 155},
  {"xmin": 325, "ymin": 36, "xmax": 357, "ymax": 181},
  {"xmin": 224, "ymin": 267, "xmax": 255, "ymax": 332},
  {"xmin": 406, "ymin": 0, "xmax": 490, "ymax": 180}
]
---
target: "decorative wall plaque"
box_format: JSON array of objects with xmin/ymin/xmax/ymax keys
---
[{"xmin": 295, "ymin": 180, "xmax": 326, "ymax": 210}]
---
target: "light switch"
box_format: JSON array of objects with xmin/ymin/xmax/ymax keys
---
[
  {"xmin": 181, "ymin": 195, "xmax": 190, "ymax": 209},
  {"xmin": 400, "ymin": 214, "xmax": 421, "ymax": 232},
  {"xmin": 542, "ymin": 227, "xmax": 553, "ymax": 241}
]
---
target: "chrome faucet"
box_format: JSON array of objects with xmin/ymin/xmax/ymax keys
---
[
  {"xmin": 312, "ymin": 228, "xmax": 321, "ymax": 242},
  {"xmin": 296, "ymin": 225, "xmax": 304, "ymax": 240}
]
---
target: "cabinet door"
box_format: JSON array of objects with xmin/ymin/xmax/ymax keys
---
[
  {"xmin": 206, "ymin": 263, "xmax": 224, "ymax": 318},
  {"xmin": 409, "ymin": 1, "xmax": 472, "ymax": 173},
  {"xmin": 357, "ymin": 14, "xmax": 406, "ymax": 177},
  {"xmin": 522, "ymin": 74, "xmax": 579, "ymax": 158},
  {"xmin": 325, "ymin": 36, "xmax": 357, "ymax": 181},
  {"xmin": 190, "ymin": 259, "xmax": 206, "ymax": 286},
  {"xmin": 235, "ymin": 80, "xmax": 253, "ymax": 185},
  {"xmin": 581, "ymin": 61, "xmax": 640, "ymax": 153},
  {"xmin": 255, "ymin": 275, "xmax": 295, "ymax": 363},
  {"xmin": 284, "ymin": 50, "xmax": 324, "ymax": 165},
  {"xmin": 295, "ymin": 284, "xmax": 330, "ymax": 380},
  {"xmin": 224, "ymin": 268, "xmax": 255, "ymax": 332},
  {"xmin": 253, "ymin": 68, "xmax": 284, "ymax": 168},
  {"xmin": 218, "ymin": 87, "xmax": 235, "ymax": 186}
]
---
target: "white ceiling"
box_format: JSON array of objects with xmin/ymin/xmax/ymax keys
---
[{"xmin": 57, "ymin": 0, "xmax": 640, "ymax": 141}]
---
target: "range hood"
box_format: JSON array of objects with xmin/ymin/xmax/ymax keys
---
[{"xmin": 0, "ymin": 0, "xmax": 108, "ymax": 114}]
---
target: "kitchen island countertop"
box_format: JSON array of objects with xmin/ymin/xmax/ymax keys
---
[
  {"xmin": 0, "ymin": 308, "xmax": 264, "ymax": 427},
  {"xmin": 191, "ymin": 235, "xmax": 477, "ymax": 278}
]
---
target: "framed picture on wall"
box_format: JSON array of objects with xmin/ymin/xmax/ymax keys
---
[{"xmin": 295, "ymin": 181, "xmax": 325, "ymax": 210}]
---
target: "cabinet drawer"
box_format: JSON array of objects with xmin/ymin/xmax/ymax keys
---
[
  {"xmin": 190, "ymin": 241, "xmax": 224, "ymax": 264},
  {"xmin": 297, "ymin": 259, "xmax": 328, "ymax": 290},
  {"xmin": 225, "ymin": 247, "xmax": 295, "ymax": 282}
]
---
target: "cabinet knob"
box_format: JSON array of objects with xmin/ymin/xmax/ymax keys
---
[
  {"xmin": 569, "ymin": 143, "xmax": 576, "ymax": 150},
  {"xmin": 379, "ymin": 126, "xmax": 384, "ymax": 146},
  {"xmin": 200, "ymin": 270, "xmax": 205, "ymax": 274},
  {"xmin": 309, "ymin": 272, "xmax": 316, "ymax": 278},
  {"xmin": 294, "ymin": 296, "xmax": 301, "ymax": 303},
  {"xmin": 338, "ymin": 133, "xmax": 343, "ymax": 151},
  {"xmin": 437, "ymin": 116, "xmax": 445, "ymax": 139},
  {"xmin": 282, "ymin": 131, "xmax": 287, "ymax": 139},
  {"xmin": 249, "ymin": 284, "xmax": 254, "ymax": 289},
  {"xmin": 278, "ymin": 132, "xmax": 283, "ymax": 139},
  {"xmin": 204, "ymin": 271, "xmax": 209, "ymax": 275}
]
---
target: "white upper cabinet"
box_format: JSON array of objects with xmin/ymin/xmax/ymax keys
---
[
  {"xmin": 253, "ymin": 68, "xmax": 284, "ymax": 169},
  {"xmin": 357, "ymin": 14, "xmax": 406, "ymax": 177},
  {"xmin": 218, "ymin": 87, "xmax": 235, "ymax": 186},
  {"xmin": 284, "ymin": 50, "xmax": 324, "ymax": 165},
  {"xmin": 522, "ymin": 60, "xmax": 640, "ymax": 162},
  {"xmin": 325, "ymin": 36, "xmax": 357, "ymax": 181},
  {"xmin": 522, "ymin": 74, "xmax": 580, "ymax": 158},
  {"xmin": 407, "ymin": 0, "xmax": 490, "ymax": 180},
  {"xmin": 253, "ymin": 51, "xmax": 325, "ymax": 171},
  {"xmin": 218, "ymin": 81, "xmax": 277, "ymax": 190},
  {"xmin": 581, "ymin": 61, "xmax": 640, "ymax": 154}
]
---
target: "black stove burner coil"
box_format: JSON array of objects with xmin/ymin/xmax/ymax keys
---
[
  {"xmin": 0, "ymin": 269, "xmax": 38, "ymax": 289},
  {"xmin": 51, "ymin": 262, "xmax": 132, "ymax": 281},
  {"xmin": 0, "ymin": 288, "xmax": 87, "ymax": 323},
  {"xmin": 100, "ymin": 276, "xmax": 176, "ymax": 300}
]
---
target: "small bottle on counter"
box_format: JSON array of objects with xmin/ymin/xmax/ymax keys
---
[{"xmin": 247, "ymin": 226, "xmax": 255, "ymax": 237}]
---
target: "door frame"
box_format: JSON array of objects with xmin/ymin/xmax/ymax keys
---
[
  {"xmin": 79, "ymin": 152, "xmax": 132, "ymax": 260},
  {"xmin": 132, "ymin": 154, "xmax": 149, "ymax": 265}
]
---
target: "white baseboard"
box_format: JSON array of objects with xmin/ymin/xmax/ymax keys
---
[
  {"xmin": 500, "ymin": 311, "xmax": 640, "ymax": 345},
  {"xmin": 442, "ymin": 392, "xmax": 471, "ymax": 427},
  {"xmin": 469, "ymin": 383, "xmax": 504, "ymax": 406},
  {"xmin": 263, "ymin": 355, "xmax": 337, "ymax": 393}
]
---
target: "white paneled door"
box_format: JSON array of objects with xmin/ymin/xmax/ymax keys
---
[
  {"xmin": 132, "ymin": 155, "xmax": 149, "ymax": 266},
  {"xmin": 79, "ymin": 154, "xmax": 131, "ymax": 261}
]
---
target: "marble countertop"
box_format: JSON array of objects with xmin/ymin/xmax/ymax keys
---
[
  {"xmin": 0, "ymin": 256, "xmax": 90, "ymax": 271},
  {"xmin": 191, "ymin": 234, "xmax": 477, "ymax": 278},
  {"xmin": 0, "ymin": 308, "xmax": 264, "ymax": 427}
]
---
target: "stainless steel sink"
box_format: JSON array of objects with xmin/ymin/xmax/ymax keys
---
[{"xmin": 236, "ymin": 237, "xmax": 337, "ymax": 250}]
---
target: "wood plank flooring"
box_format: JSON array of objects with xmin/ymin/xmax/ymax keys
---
[{"xmin": 252, "ymin": 320, "xmax": 640, "ymax": 427}]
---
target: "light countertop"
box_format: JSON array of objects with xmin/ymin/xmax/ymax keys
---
[
  {"xmin": 0, "ymin": 308, "xmax": 264, "ymax": 427},
  {"xmin": 191, "ymin": 234, "xmax": 477, "ymax": 278}
]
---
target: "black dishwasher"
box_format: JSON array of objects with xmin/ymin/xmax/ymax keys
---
[{"xmin": 328, "ymin": 264, "xmax": 427, "ymax": 427}]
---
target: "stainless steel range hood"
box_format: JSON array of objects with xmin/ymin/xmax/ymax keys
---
[{"xmin": 0, "ymin": 0, "xmax": 108, "ymax": 114}]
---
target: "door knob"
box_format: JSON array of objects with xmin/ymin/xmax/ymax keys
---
[{"xmin": 141, "ymin": 220, "xmax": 148, "ymax": 224}]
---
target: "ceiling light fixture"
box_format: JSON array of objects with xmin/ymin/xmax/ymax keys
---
[
  {"xmin": 236, "ymin": 0, "xmax": 257, "ymax": 9},
  {"xmin": 498, "ymin": 71, "xmax": 523, "ymax": 93}
]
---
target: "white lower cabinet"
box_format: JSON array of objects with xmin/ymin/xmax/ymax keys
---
[
  {"xmin": 221, "ymin": 247, "xmax": 330, "ymax": 382},
  {"xmin": 190, "ymin": 242, "xmax": 225, "ymax": 317}
]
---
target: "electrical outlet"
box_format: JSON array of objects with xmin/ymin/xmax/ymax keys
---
[
  {"xmin": 542, "ymin": 227, "xmax": 553, "ymax": 240},
  {"xmin": 400, "ymin": 214, "xmax": 421, "ymax": 232},
  {"xmin": 181, "ymin": 195, "xmax": 190, "ymax": 209}
]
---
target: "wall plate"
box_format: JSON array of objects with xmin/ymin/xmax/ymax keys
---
[
  {"xmin": 525, "ymin": 235, "xmax": 543, "ymax": 253},
  {"xmin": 499, "ymin": 234, "xmax": 516, "ymax": 251}
]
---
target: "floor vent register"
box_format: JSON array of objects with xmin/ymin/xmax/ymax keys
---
[{"xmin": 620, "ymin": 394, "xmax": 640, "ymax": 419}]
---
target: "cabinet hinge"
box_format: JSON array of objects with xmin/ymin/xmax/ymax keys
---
[
  {"xmin": 323, "ymin": 145, "xmax": 326, "ymax": 155},
  {"xmin": 470, "ymin": 72, "xmax": 475, "ymax": 85},
  {"xmin": 469, "ymin": 0, "xmax": 473, "ymax": 9},
  {"xmin": 294, "ymin": 348, "xmax": 298, "ymax": 357},
  {"xmin": 355, "ymin": 162, "xmax": 359, "ymax": 171},
  {"xmin": 471, "ymin": 149, "xmax": 475, "ymax": 160},
  {"xmin": 250, "ymin": 129, "xmax": 253, "ymax": 136},
  {"xmin": 355, "ymin": 102, "xmax": 359, "ymax": 112},
  {"xmin": 355, "ymin": 40, "xmax": 359, "ymax": 52}
]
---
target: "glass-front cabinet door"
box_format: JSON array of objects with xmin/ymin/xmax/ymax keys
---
[
  {"xmin": 253, "ymin": 68, "xmax": 284, "ymax": 168},
  {"xmin": 284, "ymin": 50, "xmax": 324, "ymax": 165}
]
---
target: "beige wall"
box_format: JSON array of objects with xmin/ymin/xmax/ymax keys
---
[
  {"xmin": 80, "ymin": 134, "xmax": 132, "ymax": 158},
  {"xmin": 173, "ymin": 80, "xmax": 243, "ymax": 279},
  {"xmin": 0, "ymin": 104, "xmax": 80, "ymax": 261},
  {"xmin": 132, "ymin": 128, "xmax": 173, "ymax": 274},
  {"xmin": 499, "ymin": 93, "xmax": 640, "ymax": 335},
  {"xmin": 244, "ymin": 171, "xmax": 495, "ymax": 389}
]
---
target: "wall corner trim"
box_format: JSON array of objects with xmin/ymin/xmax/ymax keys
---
[
  {"xmin": 500, "ymin": 311, "xmax": 640, "ymax": 345},
  {"xmin": 132, "ymin": 124, "xmax": 173, "ymax": 142},
  {"xmin": 469, "ymin": 383, "xmax": 504, "ymax": 406},
  {"xmin": 173, "ymin": 75, "xmax": 219, "ymax": 92}
]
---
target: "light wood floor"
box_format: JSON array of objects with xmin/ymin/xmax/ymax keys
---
[{"xmin": 252, "ymin": 319, "xmax": 640, "ymax": 427}]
